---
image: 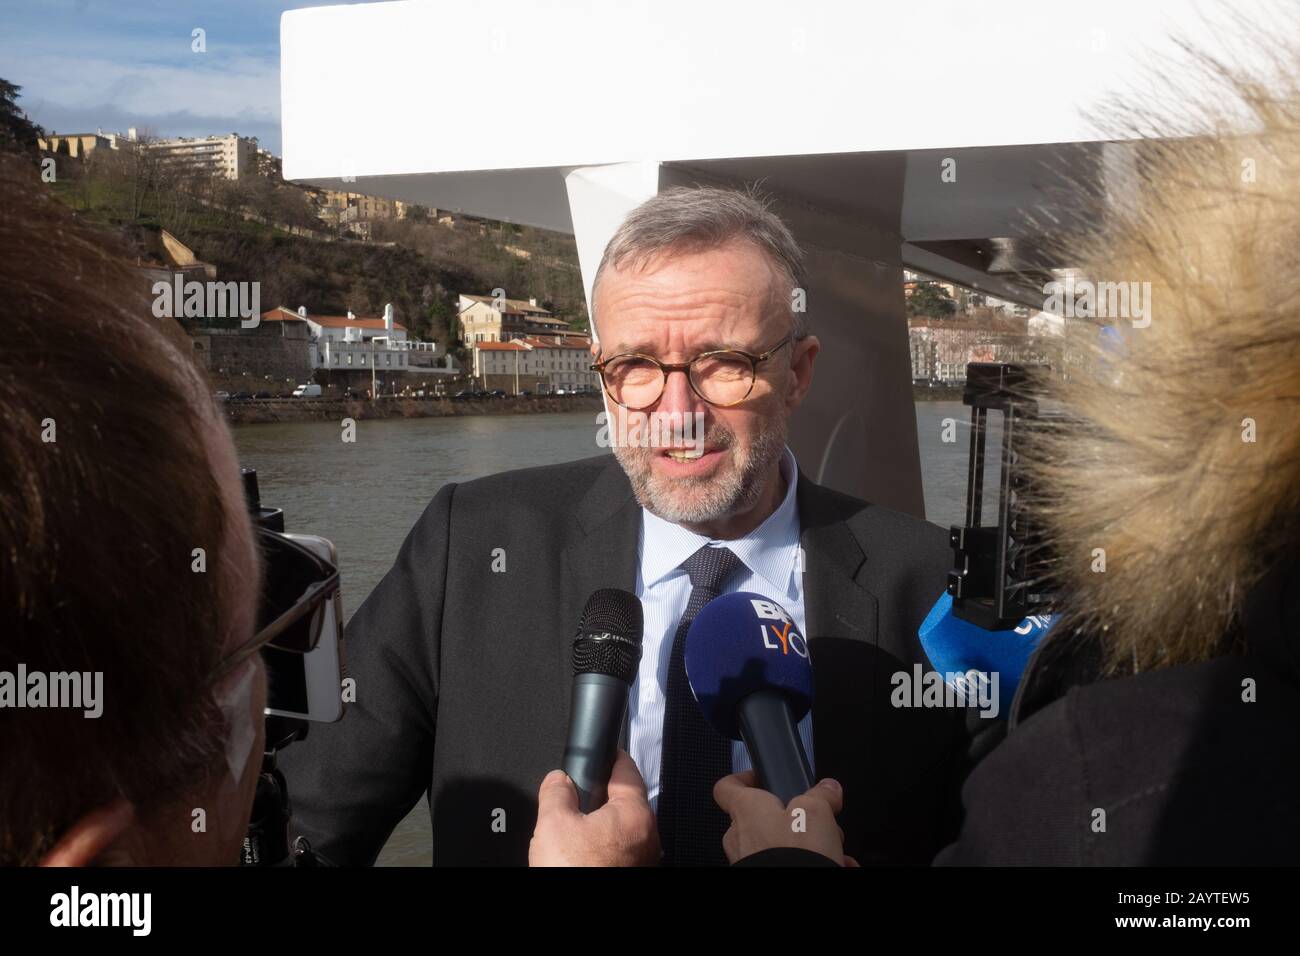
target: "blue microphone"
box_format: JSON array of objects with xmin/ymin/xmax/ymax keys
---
[
  {"xmin": 917, "ymin": 591, "xmax": 1053, "ymax": 717},
  {"xmin": 685, "ymin": 592, "xmax": 814, "ymax": 804}
]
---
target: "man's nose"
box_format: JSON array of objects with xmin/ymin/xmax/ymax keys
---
[{"xmin": 656, "ymin": 365, "xmax": 703, "ymax": 417}]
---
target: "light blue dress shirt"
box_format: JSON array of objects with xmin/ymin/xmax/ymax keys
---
[{"xmin": 629, "ymin": 445, "xmax": 813, "ymax": 811}]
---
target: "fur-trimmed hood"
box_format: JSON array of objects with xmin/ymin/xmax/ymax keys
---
[{"xmin": 1028, "ymin": 48, "xmax": 1300, "ymax": 676}]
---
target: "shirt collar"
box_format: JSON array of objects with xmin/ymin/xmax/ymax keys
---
[{"xmin": 639, "ymin": 446, "xmax": 801, "ymax": 599}]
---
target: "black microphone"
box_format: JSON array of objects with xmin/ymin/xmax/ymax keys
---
[
  {"xmin": 685, "ymin": 592, "xmax": 814, "ymax": 804},
  {"xmin": 562, "ymin": 588, "xmax": 644, "ymax": 812}
]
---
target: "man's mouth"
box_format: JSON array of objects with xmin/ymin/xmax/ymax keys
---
[
  {"xmin": 655, "ymin": 444, "xmax": 726, "ymax": 474},
  {"xmin": 663, "ymin": 446, "xmax": 705, "ymax": 462}
]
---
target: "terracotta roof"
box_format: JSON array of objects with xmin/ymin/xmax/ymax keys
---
[
  {"xmin": 261, "ymin": 306, "xmax": 407, "ymax": 332},
  {"xmin": 459, "ymin": 293, "xmax": 552, "ymax": 315},
  {"xmin": 518, "ymin": 335, "xmax": 592, "ymax": 350},
  {"xmin": 260, "ymin": 307, "xmax": 308, "ymax": 322},
  {"xmin": 475, "ymin": 341, "xmax": 530, "ymax": 351}
]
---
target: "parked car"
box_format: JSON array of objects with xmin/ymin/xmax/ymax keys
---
[
  {"xmin": 253, "ymin": 391, "xmax": 272, "ymax": 399},
  {"xmin": 519, "ymin": 390, "xmax": 532, "ymax": 398},
  {"xmin": 452, "ymin": 389, "xmax": 474, "ymax": 402},
  {"xmin": 292, "ymin": 383, "xmax": 322, "ymax": 398},
  {"xmin": 489, "ymin": 389, "xmax": 507, "ymax": 399},
  {"xmin": 214, "ymin": 390, "xmax": 231, "ymax": 402},
  {"xmin": 229, "ymin": 391, "xmax": 252, "ymax": 401}
]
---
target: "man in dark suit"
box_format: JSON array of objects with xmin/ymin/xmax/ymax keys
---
[{"xmin": 280, "ymin": 186, "xmax": 967, "ymax": 866}]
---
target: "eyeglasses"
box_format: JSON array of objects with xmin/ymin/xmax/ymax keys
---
[
  {"xmin": 212, "ymin": 527, "xmax": 340, "ymax": 684},
  {"xmin": 591, "ymin": 335, "xmax": 795, "ymax": 410}
]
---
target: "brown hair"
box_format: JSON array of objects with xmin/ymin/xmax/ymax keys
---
[{"xmin": 0, "ymin": 154, "xmax": 235, "ymax": 864}]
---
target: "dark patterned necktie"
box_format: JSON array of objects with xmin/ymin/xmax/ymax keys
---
[{"xmin": 658, "ymin": 544, "xmax": 744, "ymax": 866}]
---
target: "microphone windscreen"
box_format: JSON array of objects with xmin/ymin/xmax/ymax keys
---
[
  {"xmin": 918, "ymin": 591, "xmax": 1051, "ymax": 710},
  {"xmin": 685, "ymin": 591, "xmax": 813, "ymax": 740},
  {"xmin": 572, "ymin": 588, "xmax": 644, "ymax": 681}
]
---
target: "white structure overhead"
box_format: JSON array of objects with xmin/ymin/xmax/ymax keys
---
[
  {"xmin": 281, "ymin": 0, "xmax": 1268, "ymax": 179},
  {"xmin": 279, "ymin": 0, "xmax": 1288, "ymax": 514}
]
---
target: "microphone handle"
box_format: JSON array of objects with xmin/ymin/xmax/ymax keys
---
[
  {"xmin": 737, "ymin": 689, "xmax": 814, "ymax": 805},
  {"xmin": 561, "ymin": 673, "xmax": 630, "ymax": 813}
]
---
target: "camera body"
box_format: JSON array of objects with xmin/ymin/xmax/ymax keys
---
[{"xmin": 240, "ymin": 468, "xmax": 346, "ymax": 866}]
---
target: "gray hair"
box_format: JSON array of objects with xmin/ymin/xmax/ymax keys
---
[{"xmin": 591, "ymin": 185, "xmax": 809, "ymax": 339}]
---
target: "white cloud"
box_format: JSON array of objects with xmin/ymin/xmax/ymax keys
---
[
  {"xmin": 0, "ymin": 0, "xmax": 291, "ymax": 149},
  {"xmin": 7, "ymin": 50, "xmax": 279, "ymax": 126}
]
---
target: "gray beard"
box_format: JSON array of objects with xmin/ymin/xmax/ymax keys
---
[{"xmin": 613, "ymin": 413, "xmax": 788, "ymax": 527}]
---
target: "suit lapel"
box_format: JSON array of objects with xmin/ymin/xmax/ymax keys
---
[
  {"xmin": 796, "ymin": 473, "xmax": 881, "ymax": 782},
  {"xmin": 557, "ymin": 456, "xmax": 641, "ymax": 726}
]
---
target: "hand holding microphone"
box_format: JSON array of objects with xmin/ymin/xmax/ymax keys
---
[
  {"xmin": 530, "ymin": 748, "xmax": 660, "ymax": 867},
  {"xmin": 530, "ymin": 588, "xmax": 659, "ymax": 866},
  {"xmin": 684, "ymin": 591, "xmax": 854, "ymax": 865},
  {"xmin": 714, "ymin": 771, "xmax": 855, "ymax": 866}
]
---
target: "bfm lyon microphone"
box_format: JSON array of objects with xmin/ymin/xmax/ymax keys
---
[
  {"xmin": 562, "ymin": 588, "xmax": 644, "ymax": 813},
  {"xmin": 685, "ymin": 591, "xmax": 814, "ymax": 805}
]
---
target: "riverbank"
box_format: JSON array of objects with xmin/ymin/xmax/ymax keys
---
[
  {"xmin": 913, "ymin": 385, "xmax": 965, "ymax": 401},
  {"xmin": 224, "ymin": 393, "xmax": 604, "ymax": 425}
]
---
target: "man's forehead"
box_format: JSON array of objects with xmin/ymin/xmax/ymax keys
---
[
  {"xmin": 599, "ymin": 307, "xmax": 773, "ymax": 356},
  {"xmin": 601, "ymin": 239, "xmax": 776, "ymax": 293},
  {"xmin": 594, "ymin": 242, "xmax": 780, "ymax": 350}
]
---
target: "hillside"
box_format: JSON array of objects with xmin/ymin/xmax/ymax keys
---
[{"xmin": 44, "ymin": 143, "xmax": 587, "ymax": 349}]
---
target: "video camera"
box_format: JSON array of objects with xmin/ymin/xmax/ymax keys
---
[{"xmin": 239, "ymin": 468, "xmax": 347, "ymax": 866}]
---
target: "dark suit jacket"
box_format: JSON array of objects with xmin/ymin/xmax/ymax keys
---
[
  {"xmin": 280, "ymin": 453, "xmax": 968, "ymax": 865},
  {"xmin": 934, "ymin": 548, "xmax": 1300, "ymax": 865}
]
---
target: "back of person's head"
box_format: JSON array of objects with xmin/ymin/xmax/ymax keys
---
[
  {"xmin": 0, "ymin": 154, "xmax": 262, "ymax": 865},
  {"xmin": 1029, "ymin": 35, "xmax": 1300, "ymax": 675}
]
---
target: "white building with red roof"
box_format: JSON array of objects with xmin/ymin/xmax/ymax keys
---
[{"xmin": 261, "ymin": 303, "xmax": 439, "ymax": 372}]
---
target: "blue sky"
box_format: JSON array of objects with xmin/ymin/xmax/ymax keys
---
[{"xmin": 0, "ymin": 0, "xmax": 363, "ymax": 154}]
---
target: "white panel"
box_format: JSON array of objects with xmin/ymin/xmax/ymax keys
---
[
  {"xmin": 281, "ymin": 0, "xmax": 1278, "ymax": 182},
  {"xmin": 563, "ymin": 161, "xmax": 662, "ymax": 336}
]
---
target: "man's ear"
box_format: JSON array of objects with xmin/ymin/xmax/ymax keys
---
[
  {"xmin": 39, "ymin": 799, "xmax": 135, "ymax": 867},
  {"xmin": 787, "ymin": 335, "xmax": 820, "ymax": 412}
]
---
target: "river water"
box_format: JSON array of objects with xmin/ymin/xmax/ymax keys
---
[{"xmin": 232, "ymin": 402, "xmax": 972, "ymax": 865}]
